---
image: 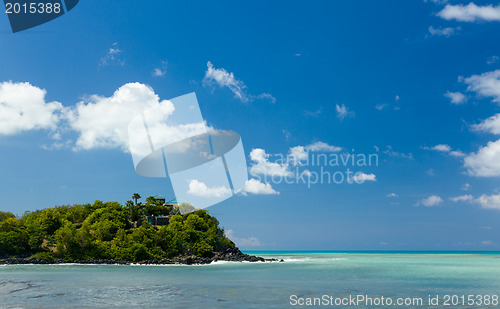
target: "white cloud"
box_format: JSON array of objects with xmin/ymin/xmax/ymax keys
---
[
  {"xmin": 428, "ymin": 26, "xmax": 460, "ymax": 37},
  {"xmin": 152, "ymin": 61, "xmax": 167, "ymax": 77},
  {"xmin": 387, "ymin": 193, "xmax": 398, "ymax": 198},
  {"xmin": 335, "ymin": 104, "xmax": 354, "ymax": 120},
  {"xmin": 446, "ymin": 192, "xmax": 500, "ymax": 210},
  {"xmin": 305, "ymin": 141, "xmax": 342, "ymax": 152},
  {"xmin": 449, "ymin": 194, "xmax": 474, "ymax": 202},
  {"xmin": 449, "ymin": 150, "xmax": 466, "ymax": 157},
  {"xmin": 203, "ymin": 61, "xmax": 275, "ymax": 103},
  {"xmin": 423, "ymin": 144, "xmax": 465, "ymax": 157},
  {"xmin": 464, "ymin": 70, "xmax": 500, "ymax": 103},
  {"xmin": 40, "ymin": 139, "xmax": 72, "ymax": 151},
  {"xmin": 351, "ymin": 172, "xmax": 377, "ymax": 183},
  {"xmin": 464, "ymin": 139, "xmax": 500, "ymax": 177},
  {"xmin": 375, "ymin": 103, "xmax": 388, "ymax": 110},
  {"xmin": 475, "ymin": 193, "xmax": 500, "ymax": 210},
  {"xmin": 424, "ymin": 0, "xmax": 448, "ymax": 4},
  {"xmin": 67, "ymin": 83, "xmax": 174, "ymax": 151},
  {"xmin": 152, "ymin": 68, "xmax": 165, "ymax": 77},
  {"xmin": 487, "ymin": 56, "xmax": 499, "ymax": 65},
  {"xmin": 418, "ymin": 195, "xmax": 443, "ymax": 207},
  {"xmin": 187, "ymin": 179, "xmax": 232, "ymax": 198},
  {"xmin": 437, "ymin": 3, "xmax": 500, "ymax": 22},
  {"xmin": 472, "ymin": 113, "xmax": 500, "ymax": 135},
  {"xmin": 241, "ymin": 178, "xmax": 279, "ymax": 195},
  {"xmin": 384, "ymin": 146, "xmax": 414, "ymax": 160},
  {"xmin": 225, "ymin": 229, "xmax": 261, "ymax": 247},
  {"xmin": 289, "ymin": 146, "xmax": 308, "ymax": 163},
  {"xmin": 462, "ymin": 183, "xmax": 471, "ymax": 191},
  {"xmin": 288, "ymin": 141, "xmax": 342, "ymax": 164},
  {"xmin": 203, "ymin": 61, "xmax": 247, "ymax": 101},
  {"xmin": 249, "ymin": 148, "xmax": 292, "ymax": 177},
  {"xmin": 445, "ymin": 91, "xmax": 467, "ymax": 104},
  {"xmin": 481, "ymin": 240, "xmax": 493, "ymax": 245},
  {"xmin": 426, "ymin": 144, "xmax": 452, "ymax": 152},
  {"xmin": 100, "ymin": 43, "xmax": 124, "ymax": 66},
  {"xmin": 0, "ymin": 81, "xmax": 63, "ymax": 135},
  {"xmin": 254, "ymin": 93, "xmax": 276, "ymax": 103}
]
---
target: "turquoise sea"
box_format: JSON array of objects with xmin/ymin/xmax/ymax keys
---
[{"xmin": 1, "ymin": 252, "xmax": 499, "ymax": 308}]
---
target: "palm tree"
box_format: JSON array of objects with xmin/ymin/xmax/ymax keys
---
[{"xmin": 132, "ymin": 193, "xmax": 141, "ymax": 205}]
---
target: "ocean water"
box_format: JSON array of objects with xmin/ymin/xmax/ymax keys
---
[{"xmin": 0, "ymin": 252, "xmax": 499, "ymax": 308}]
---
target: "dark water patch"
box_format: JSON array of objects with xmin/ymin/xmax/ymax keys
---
[{"xmin": 0, "ymin": 280, "xmax": 38, "ymax": 295}]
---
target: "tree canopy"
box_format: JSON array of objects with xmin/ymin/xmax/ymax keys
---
[{"xmin": 0, "ymin": 200, "xmax": 234, "ymax": 262}]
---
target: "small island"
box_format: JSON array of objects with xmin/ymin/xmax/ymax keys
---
[{"xmin": 0, "ymin": 194, "xmax": 279, "ymax": 265}]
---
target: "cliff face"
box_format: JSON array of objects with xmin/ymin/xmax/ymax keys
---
[{"xmin": 0, "ymin": 201, "xmax": 265, "ymax": 263}]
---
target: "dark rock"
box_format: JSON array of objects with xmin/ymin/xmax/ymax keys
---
[{"xmin": 0, "ymin": 247, "xmax": 284, "ymax": 265}]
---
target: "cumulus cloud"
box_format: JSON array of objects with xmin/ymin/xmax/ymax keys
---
[
  {"xmin": 423, "ymin": 144, "xmax": 465, "ymax": 157},
  {"xmin": 225, "ymin": 229, "xmax": 261, "ymax": 247},
  {"xmin": 305, "ymin": 141, "xmax": 342, "ymax": 152},
  {"xmin": 152, "ymin": 61, "xmax": 167, "ymax": 77},
  {"xmin": 387, "ymin": 193, "xmax": 398, "ymax": 197},
  {"xmin": 1, "ymin": 82, "xmax": 209, "ymax": 153},
  {"xmin": 0, "ymin": 81, "xmax": 63, "ymax": 136},
  {"xmin": 241, "ymin": 178, "xmax": 279, "ymax": 195},
  {"xmin": 289, "ymin": 146, "xmax": 308, "ymax": 164},
  {"xmin": 67, "ymin": 83, "xmax": 175, "ymax": 151},
  {"xmin": 288, "ymin": 141, "xmax": 342, "ymax": 165},
  {"xmin": 336, "ymin": 104, "xmax": 355, "ymax": 120},
  {"xmin": 437, "ymin": 3, "xmax": 500, "ymax": 22},
  {"xmin": 464, "ymin": 70, "xmax": 500, "ymax": 103},
  {"xmin": 449, "ymin": 194, "xmax": 474, "ymax": 202},
  {"xmin": 450, "ymin": 150, "xmax": 466, "ymax": 157},
  {"xmin": 249, "ymin": 148, "xmax": 292, "ymax": 177},
  {"xmin": 472, "ymin": 113, "xmax": 500, "ymax": 135},
  {"xmin": 203, "ymin": 61, "xmax": 275, "ymax": 103},
  {"xmin": 417, "ymin": 195, "xmax": 443, "ymax": 207},
  {"xmin": 464, "ymin": 139, "xmax": 500, "ymax": 177},
  {"xmin": 187, "ymin": 180, "xmax": 231, "ymax": 198},
  {"xmin": 445, "ymin": 91, "xmax": 467, "ymax": 104},
  {"xmin": 351, "ymin": 172, "xmax": 377, "ymax": 183},
  {"xmin": 424, "ymin": 144, "xmax": 452, "ymax": 152},
  {"xmin": 475, "ymin": 193, "xmax": 500, "ymax": 210},
  {"xmin": 446, "ymin": 192, "xmax": 500, "ymax": 210},
  {"xmin": 428, "ymin": 26, "xmax": 460, "ymax": 37}
]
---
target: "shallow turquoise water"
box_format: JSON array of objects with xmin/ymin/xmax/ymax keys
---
[{"xmin": 0, "ymin": 252, "xmax": 499, "ymax": 308}]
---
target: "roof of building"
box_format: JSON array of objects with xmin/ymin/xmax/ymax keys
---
[{"xmin": 165, "ymin": 198, "xmax": 190, "ymax": 204}]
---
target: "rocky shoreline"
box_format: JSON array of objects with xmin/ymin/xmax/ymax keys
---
[{"xmin": 0, "ymin": 248, "xmax": 283, "ymax": 265}]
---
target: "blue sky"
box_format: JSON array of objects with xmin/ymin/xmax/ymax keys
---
[{"xmin": 1, "ymin": 0, "xmax": 500, "ymax": 250}]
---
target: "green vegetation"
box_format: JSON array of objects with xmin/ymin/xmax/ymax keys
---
[{"xmin": 0, "ymin": 198, "xmax": 235, "ymax": 262}]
